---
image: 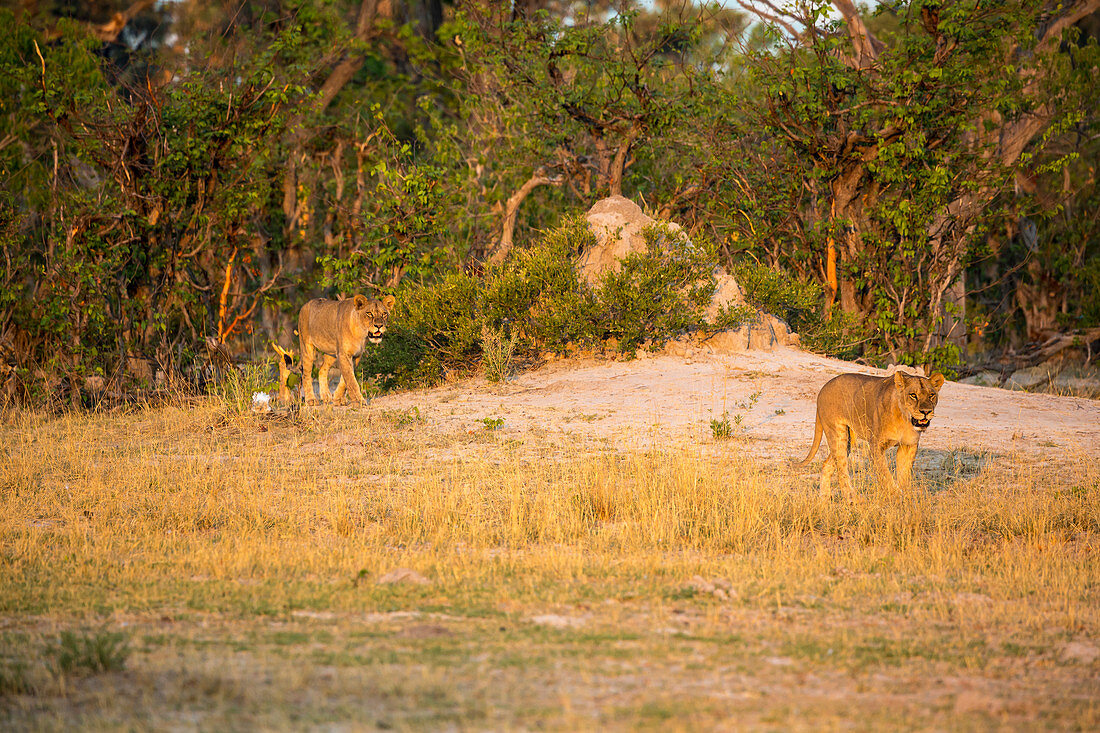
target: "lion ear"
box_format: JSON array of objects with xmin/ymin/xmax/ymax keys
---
[
  {"xmin": 893, "ymin": 371, "xmax": 906, "ymax": 389},
  {"xmin": 353, "ymin": 294, "xmax": 369, "ymax": 309},
  {"xmin": 381, "ymin": 294, "xmax": 396, "ymax": 311},
  {"xmin": 929, "ymin": 373, "xmax": 945, "ymax": 391}
]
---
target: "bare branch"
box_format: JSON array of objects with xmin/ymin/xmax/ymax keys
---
[
  {"xmin": 316, "ymin": 0, "xmax": 383, "ymax": 115},
  {"xmin": 1033, "ymin": 0, "xmax": 1100, "ymax": 53},
  {"xmin": 736, "ymin": 0, "xmax": 806, "ymax": 42},
  {"xmin": 832, "ymin": 0, "xmax": 884, "ymax": 69},
  {"xmin": 487, "ymin": 169, "xmax": 564, "ymax": 266}
]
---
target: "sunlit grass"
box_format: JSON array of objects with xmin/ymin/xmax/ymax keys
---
[{"xmin": 1, "ymin": 401, "xmax": 1098, "ymax": 729}]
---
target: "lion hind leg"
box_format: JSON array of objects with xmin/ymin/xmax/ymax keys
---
[
  {"xmin": 819, "ymin": 455, "xmax": 836, "ymax": 497},
  {"xmin": 317, "ymin": 354, "xmax": 336, "ymax": 402},
  {"xmin": 826, "ymin": 425, "xmax": 854, "ymax": 498},
  {"xmin": 300, "ymin": 341, "xmax": 318, "ymax": 404}
]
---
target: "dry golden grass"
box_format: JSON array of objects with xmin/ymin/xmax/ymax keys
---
[{"xmin": 1, "ymin": 399, "xmax": 1098, "ymax": 730}]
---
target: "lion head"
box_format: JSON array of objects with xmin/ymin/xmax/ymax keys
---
[
  {"xmin": 353, "ymin": 294, "xmax": 396, "ymax": 344},
  {"xmin": 893, "ymin": 371, "xmax": 945, "ymax": 432}
]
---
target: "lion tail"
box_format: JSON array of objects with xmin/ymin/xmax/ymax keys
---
[{"xmin": 792, "ymin": 414, "xmax": 823, "ymax": 468}]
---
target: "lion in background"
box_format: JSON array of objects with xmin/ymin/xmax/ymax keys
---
[
  {"xmin": 796, "ymin": 370, "xmax": 946, "ymax": 495},
  {"xmin": 297, "ymin": 294, "xmax": 396, "ymax": 405}
]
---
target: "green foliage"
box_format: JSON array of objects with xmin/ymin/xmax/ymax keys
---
[
  {"xmin": 798, "ymin": 308, "xmax": 872, "ymax": 362},
  {"xmin": 710, "ymin": 413, "xmax": 733, "ymax": 440},
  {"xmin": 480, "ymin": 417, "xmax": 505, "ymax": 431},
  {"xmin": 50, "ymin": 628, "xmax": 130, "ymax": 677},
  {"xmin": 208, "ymin": 361, "xmax": 276, "ymax": 416},
  {"xmin": 597, "ymin": 224, "xmax": 718, "ymax": 353},
  {"xmin": 725, "ymin": 0, "xmax": 1093, "ymax": 359},
  {"xmin": 480, "ymin": 324, "xmax": 518, "ymax": 383},
  {"xmin": 361, "ymin": 217, "xmax": 721, "ymax": 389},
  {"xmin": 0, "ymin": 7, "xmax": 309, "ymax": 400},
  {"xmin": 732, "ymin": 260, "xmax": 823, "ymax": 334},
  {"xmin": 709, "ymin": 390, "xmax": 759, "ymax": 440},
  {"xmin": 2, "ymin": 0, "xmax": 1096, "ymax": 401},
  {"xmin": 317, "ymin": 110, "xmax": 454, "ymax": 293}
]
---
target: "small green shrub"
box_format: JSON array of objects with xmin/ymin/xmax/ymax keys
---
[
  {"xmin": 480, "ymin": 417, "xmax": 505, "ymax": 431},
  {"xmin": 597, "ymin": 223, "xmax": 717, "ymax": 352},
  {"xmin": 732, "ymin": 260, "xmax": 822, "ymax": 333},
  {"xmin": 710, "ymin": 413, "xmax": 733, "ymax": 440},
  {"xmin": 709, "ymin": 391, "xmax": 761, "ymax": 440},
  {"xmin": 50, "ymin": 628, "xmax": 130, "ymax": 677},
  {"xmin": 208, "ymin": 360, "xmax": 274, "ymax": 415},
  {"xmin": 0, "ymin": 660, "xmax": 34, "ymax": 696},
  {"xmin": 730, "ymin": 260, "xmax": 877, "ymax": 359},
  {"xmin": 799, "ymin": 307, "xmax": 871, "ymax": 361},
  {"xmin": 481, "ymin": 324, "xmax": 518, "ymax": 383},
  {"xmin": 710, "ymin": 302, "xmax": 758, "ymax": 331}
]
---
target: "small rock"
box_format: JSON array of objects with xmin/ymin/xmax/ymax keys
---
[
  {"xmin": 1059, "ymin": 640, "xmax": 1099, "ymax": 664},
  {"xmin": 959, "ymin": 370, "xmax": 1002, "ymax": 387},
  {"xmin": 685, "ymin": 575, "xmax": 734, "ymax": 600},
  {"xmin": 764, "ymin": 656, "xmax": 794, "ymax": 667},
  {"xmin": 1005, "ymin": 366, "xmax": 1053, "ymax": 391},
  {"xmin": 528, "ymin": 614, "xmax": 587, "ymax": 629},
  {"xmin": 376, "ymin": 568, "xmax": 432, "ymax": 586}
]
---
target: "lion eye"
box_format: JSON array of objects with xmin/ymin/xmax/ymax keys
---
[{"xmin": 909, "ymin": 393, "xmax": 917, "ymax": 399}]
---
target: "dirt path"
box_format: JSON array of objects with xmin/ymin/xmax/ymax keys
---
[{"xmin": 371, "ymin": 346, "xmax": 1100, "ymax": 460}]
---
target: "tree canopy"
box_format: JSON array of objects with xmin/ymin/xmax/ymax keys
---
[{"xmin": 2, "ymin": 0, "xmax": 1098, "ymax": 402}]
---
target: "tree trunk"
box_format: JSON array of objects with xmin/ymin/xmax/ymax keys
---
[
  {"xmin": 486, "ymin": 171, "xmax": 560, "ymax": 266},
  {"xmin": 938, "ymin": 272, "xmax": 967, "ymax": 349},
  {"xmin": 609, "ymin": 124, "xmax": 642, "ymax": 197}
]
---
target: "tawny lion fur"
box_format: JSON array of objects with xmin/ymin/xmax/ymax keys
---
[
  {"xmin": 297, "ymin": 294, "xmax": 396, "ymax": 405},
  {"xmin": 796, "ymin": 371, "xmax": 945, "ymax": 495}
]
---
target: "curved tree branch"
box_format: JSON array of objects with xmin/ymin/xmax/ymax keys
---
[{"xmin": 487, "ymin": 169, "xmax": 563, "ymax": 266}]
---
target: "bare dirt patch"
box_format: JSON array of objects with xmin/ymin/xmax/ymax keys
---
[{"xmin": 369, "ymin": 347, "xmax": 1100, "ymax": 459}]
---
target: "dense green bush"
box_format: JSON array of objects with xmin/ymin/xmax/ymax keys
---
[
  {"xmin": 361, "ymin": 217, "xmax": 725, "ymax": 389},
  {"xmin": 732, "ymin": 259, "xmax": 870, "ymax": 360},
  {"xmin": 732, "ymin": 260, "xmax": 822, "ymax": 334}
]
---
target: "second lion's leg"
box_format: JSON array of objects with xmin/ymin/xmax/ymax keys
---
[
  {"xmin": 826, "ymin": 426, "xmax": 854, "ymax": 497},
  {"xmin": 317, "ymin": 355, "xmax": 336, "ymax": 402},
  {"xmin": 872, "ymin": 442, "xmax": 897, "ymax": 490},
  {"xmin": 333, "ymin": 357, "xmax": 361, "ymax": 404},
  {"xmin": 336, "ymin": 352, "xmax": 364, "ymax": 405},
  {"xmin": 895, "ymin": 443, "xmax": 917, "ymax": 490},
  {"xmin": 300, "ymin": 342, "xmax": 317, "ymax": 404},
  {"xmin": 819, "ymin": 455, "xmax": 836, "ymax": 496}
]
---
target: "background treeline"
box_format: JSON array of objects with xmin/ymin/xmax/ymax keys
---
[{"xmin": 1, "ymin": 0, "xmax": 1098, "ymax": 403}]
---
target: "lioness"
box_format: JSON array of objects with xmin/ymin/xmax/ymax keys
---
[
  {"xmin": 796, "ymin": 370, "xmax": 945, "ymax": 495},
  {"xmin": 298, "ymin": 294, "xmax": 396, "ymax": 405}
]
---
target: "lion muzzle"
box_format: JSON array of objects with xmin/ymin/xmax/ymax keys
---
[{"xmin": 910, "ymin": 413, "xmax": 932, "ymax": 431}]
